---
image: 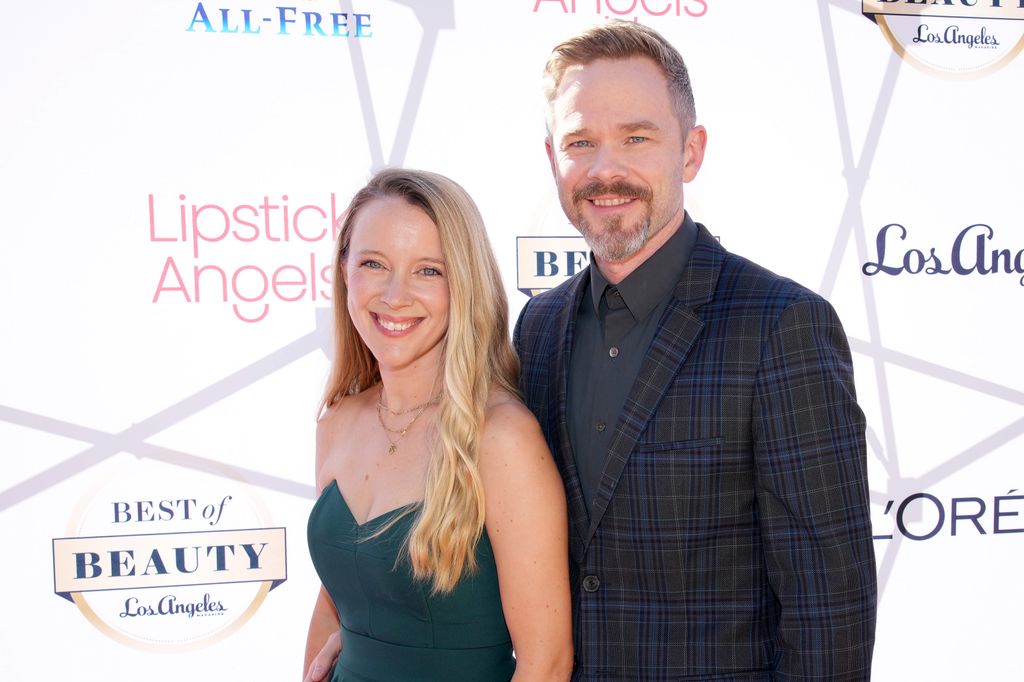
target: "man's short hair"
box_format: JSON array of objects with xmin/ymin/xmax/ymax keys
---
[{"xmin": 543, "ymin": 20, "xmax": 697, "ymax": 134}]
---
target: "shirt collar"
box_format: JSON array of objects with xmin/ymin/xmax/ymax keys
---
[{"xmin": 587, "ymin": 213, "xmax": 699, "ymax": 322}]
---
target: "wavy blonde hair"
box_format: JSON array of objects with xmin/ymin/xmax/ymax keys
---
[{"xmin": 321, "ymin": 168, "xmax": 519, "ymax": 593}]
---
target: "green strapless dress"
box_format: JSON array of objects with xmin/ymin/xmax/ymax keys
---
[{"xmin": 307, "ymin": 480, "xmax": 516, "ymax": 682}]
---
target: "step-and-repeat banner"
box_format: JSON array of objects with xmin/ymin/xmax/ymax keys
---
[{"xmin": 2, "ymin": 2, "xmax": 1022, "ymax": 680}]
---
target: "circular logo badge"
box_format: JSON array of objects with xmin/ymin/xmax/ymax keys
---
[
  {"xmin": 52, "ymin": 458, "xmax": 287, "ymax": 650},
  {"xmin": 864, "ymin": 2, "xmax": 1024, "ymax": 78}
]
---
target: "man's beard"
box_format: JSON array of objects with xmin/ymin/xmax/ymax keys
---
[{"xmin": 568, "ymin": 181, "xmax": 654, "ymax": 262}]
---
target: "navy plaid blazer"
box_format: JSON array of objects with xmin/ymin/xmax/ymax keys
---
[{"xmin": 514, "ymin": 223, "xmax": 877, "ymax": 681}]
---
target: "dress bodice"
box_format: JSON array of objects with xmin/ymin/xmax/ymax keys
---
[{"xmin": 307, "ymin": 480, "xmax": 515, "ymax": 681}]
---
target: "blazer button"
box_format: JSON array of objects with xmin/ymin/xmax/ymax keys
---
[{"xmin": 582, "ymin": 575, "xmax": 600, "ymax": 592}]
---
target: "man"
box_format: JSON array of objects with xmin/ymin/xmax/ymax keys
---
[{"xmin": 513, "ymin": 21, "xmax": 877, "ymax": 681}]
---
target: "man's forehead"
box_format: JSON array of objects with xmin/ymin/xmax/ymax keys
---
[
  {"xmin": 547, "ymin": 59, "xmax": 674, "ymax": 136},
  {"xmin": 556, "ymin": 56, "xmax": 663, "ymax": 85}
]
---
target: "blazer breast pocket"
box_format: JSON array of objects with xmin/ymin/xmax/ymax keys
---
[
  {"xmin": 628, "ymin": 437, "xmax": 753, "ymax": 515},
  {"xmin": 613, "ymin": 438, "xmax": 758, "ymax": 593}
]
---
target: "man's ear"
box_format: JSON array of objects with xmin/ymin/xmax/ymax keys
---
[
  {"xmin": 682, "ymin": 125, "xmax": 707, "ymax": 183},
  {"xmin": 545, "ymin": 136, "xmax": 557, "ymax": 178}
]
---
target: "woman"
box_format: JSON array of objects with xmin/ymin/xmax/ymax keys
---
[{"xmin": 304, "ymin": 168, "xmax": 573, "ymax": 682}]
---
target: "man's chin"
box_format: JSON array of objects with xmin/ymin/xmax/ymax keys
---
[
  {"xmin": 576, "ymin": 222, "xmax": 647, "ymax": 261},
  {"xmin": 589, "ymin": 236, "xmax": 648, "ymax": 263}
]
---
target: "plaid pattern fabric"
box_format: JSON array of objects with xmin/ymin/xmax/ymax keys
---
[{"xmin": 514, "ymin": 225, "xmax": 877, "ymax": 681}]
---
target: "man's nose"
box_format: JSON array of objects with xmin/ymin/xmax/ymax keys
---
[{"xmin": 586, "ymin": 145, "xmax": 627, "ymax": 183}]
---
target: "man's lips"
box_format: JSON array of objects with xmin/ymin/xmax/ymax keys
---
[{"xmin": 590, "ymin": 197, "xmax": 634, "ymax": 207}]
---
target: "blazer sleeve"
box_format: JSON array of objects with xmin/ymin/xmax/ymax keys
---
[
  {"xmin": 751, "ymin": 296, "xmax": 877, "ymax": 681},
  {"xmin": 512, "ymin": 297, "xmax": 530, "ymax": 355}
]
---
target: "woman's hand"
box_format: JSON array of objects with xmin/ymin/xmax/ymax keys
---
[{"xmin": 303, "ymin": 629, "xmax": 341, "ymax": 682}]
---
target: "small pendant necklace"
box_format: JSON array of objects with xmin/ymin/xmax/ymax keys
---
[{"xmin": 376, "ymin": 384, "xmax": 440, "ymax": 455}]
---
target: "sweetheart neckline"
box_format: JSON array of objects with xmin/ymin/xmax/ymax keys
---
[{"xmin": 326, "ymin": 479, "xmax": 420, "ymax": 528}]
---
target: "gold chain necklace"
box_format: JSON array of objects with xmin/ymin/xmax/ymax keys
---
[
  {"xmin": 377, "ymin": 389, "xmax": 440, "ymax": 416},
  {"xmin": 376, "ymin": 385, "xmax": 439, "ymax": 455}
]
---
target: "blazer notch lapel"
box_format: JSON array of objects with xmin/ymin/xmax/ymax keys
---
[
  {"xmin": 582, "ymin": 229, "xmax": 725, "ymax": 546},
  {"xmin": 583, "ymin": 300, "xmax": 706, "ymax": 545},
  {"xmin": 548, "ymin": 270, "xmax": 592, "ymax": 555}
]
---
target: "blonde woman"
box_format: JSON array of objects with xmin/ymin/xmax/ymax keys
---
[{"xmin": 303, "ymin": 169, "xmax": 573, "ymax": 682}]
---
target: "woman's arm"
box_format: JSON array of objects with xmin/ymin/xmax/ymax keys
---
[
  {"xmin": 303, "ymin": 586, "xmax": 341, "ymax": 682},
  {"xmin": 303, "ymin": 411, "xmax": 344, "ymax": 681},
  {"xmin": 480, "ymin": 400, "xmax": 574, "ymax": 682}
]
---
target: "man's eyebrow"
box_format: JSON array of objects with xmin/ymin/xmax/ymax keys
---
[
  {"xmin": 620, "ymin": 120, "xmax": 660, "ymax": 133},
  {"xmin": 562, "ymin": 120, "xmax": 661, "ymax": 138}
]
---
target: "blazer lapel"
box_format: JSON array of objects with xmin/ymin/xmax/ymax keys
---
[
  {"xmin": 549, "ymin": 270, "xmax": 591, "ymax": 558},
  {"xmin": 583, "ymin": 225, "xmax": 725, "ymax": 547}
]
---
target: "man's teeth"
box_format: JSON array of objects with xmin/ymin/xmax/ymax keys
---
[
  {"xmin": 379, "ymin": 318, "xmax": 415, "ymax": 332},
  {"xmin": 592, "ymin": 197, "xmax": 631, "ymax": 207}
]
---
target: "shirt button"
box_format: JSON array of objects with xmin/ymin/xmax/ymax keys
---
[
  {"xmin": 595, "ymin": 421, "xmax": 606, "ymax": 432},
  {"xmin": 582, "ymin": 575, "xmax": 601, "ymax": 592},
  {"xmin": 608, "ymin": 347, "xmax": 619, "ymax": 358}
]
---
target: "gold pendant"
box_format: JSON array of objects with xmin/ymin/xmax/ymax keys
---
[{"xmin": 387, "ymin": 444, "xmax": 397, "ymax": 456}]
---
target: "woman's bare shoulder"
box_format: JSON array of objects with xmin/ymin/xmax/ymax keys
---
[
  {"xmin": 483, "ymin": 387, "xmax": 536, "ymax": 425},
  {"xmin": 480, "ymin": 387, "xmax": 551, "ymax": 474},
  {"xmin": 314, "ymin": 388, "xmax": 375, "ymax": 486}
]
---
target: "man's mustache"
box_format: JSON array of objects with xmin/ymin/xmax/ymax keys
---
[{"xmin": 572, "ymin": 181, "xmax": 652, "ymax": 204}]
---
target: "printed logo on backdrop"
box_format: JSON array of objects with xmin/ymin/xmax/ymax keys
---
[
  {"xmin": 517, "ymin": 236, "xmax": 590, "ymax": 296},
  {"xmin": 515, "ymin": 230, "xmax": 720, "ymax": 296},
  {"xmin": 161, "ymin": 1, "xmax": 452, "ymax": 323},
  {"xmin": 862, "ymin": 223, "xmax": 1024, "ymax": 288},
  {"xmin": 863, "ymin": 1, "xmax": 1024, "ymax": 78},
  {"xmin": 52, "ymin": 461, "xmax": 287, "ymax": 650},
  {"xmin": 873, "ymin": 488, "xmax": 1024, "ymax": 540},
  {"xmin": 149, "ymin": 193, "xmax": 340, "ymax": 323},
  {"xmin": 186, "ymin": 1, "xmax": 372, "ymax": 37},
  {"xmin": 531, "ymin": 0, "xmax": 709, "ymax": 21}
]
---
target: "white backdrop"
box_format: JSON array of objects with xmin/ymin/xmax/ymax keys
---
[{"xmin": 2, "ymin": 1, "xmax": 1023, "ymax": 680}]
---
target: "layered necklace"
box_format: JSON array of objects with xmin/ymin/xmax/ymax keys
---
[{"xmin": 375, "ymin": 382, "xmax": 440, "ymax": 456}]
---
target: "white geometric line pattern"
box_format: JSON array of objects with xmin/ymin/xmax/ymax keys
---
[
  {"xmin": 1, "ymin": 2, "xmax": 1019, "ymax": 636},
  {"xmin": 0, "ymin": 0, "xmax": 456, "ymax": 514},
  {"xmin": 820, "ymin": 0, "xmax": 1024, "ymax": 602}
]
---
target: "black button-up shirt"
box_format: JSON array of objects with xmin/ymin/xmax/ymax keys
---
[{"xmin": 567, "ymin": 215, "xmax": 698, "ymax": 513}]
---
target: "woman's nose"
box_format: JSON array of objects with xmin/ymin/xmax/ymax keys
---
[{"xmin": 380, "ymin": 273, "xmax": 413, "ymax": 307}]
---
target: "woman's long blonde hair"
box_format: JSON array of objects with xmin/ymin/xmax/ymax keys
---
[{"xmin": 321, "ymin": 168, "xmax": 519, "ymax": 593}]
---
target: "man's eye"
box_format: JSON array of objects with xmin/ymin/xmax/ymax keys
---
[
  {"xmin": 627, "ymin": 136, "xmax": 647, "ymax": 144},
  {"xmin": 567, "ymin": 140, "xmax": 592, "ymax": 149}
]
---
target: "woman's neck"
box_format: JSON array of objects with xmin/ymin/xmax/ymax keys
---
[{"xmin": 377, "ymin": 363, "xmax": 442, "ymax": 413}]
